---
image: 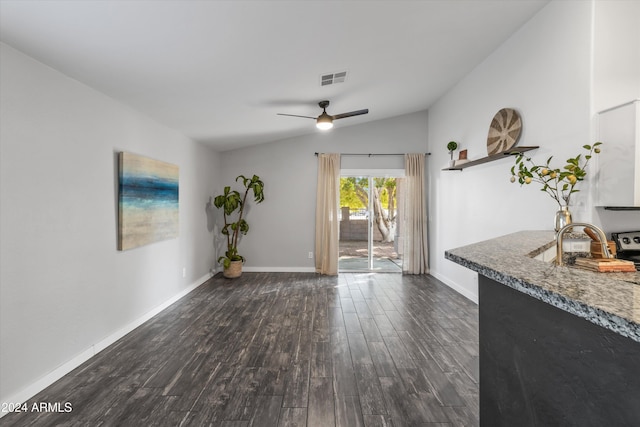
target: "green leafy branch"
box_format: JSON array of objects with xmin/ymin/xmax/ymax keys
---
[{"xmin": 510, "ymin": 142, "xmax": 602, "ymax": 208}]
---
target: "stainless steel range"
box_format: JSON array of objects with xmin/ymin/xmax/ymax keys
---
[{"xmin": 611, "ymin": 231, "xmax": 640, "ymax": 270}]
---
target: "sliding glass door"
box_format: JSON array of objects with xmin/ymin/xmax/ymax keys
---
[{"xmin": 339, "ymin": 173, "xmax": 403, "ymax": 272}]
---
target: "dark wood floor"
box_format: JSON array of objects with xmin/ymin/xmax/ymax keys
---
[{"xmin": 2, "ymin": 273, "xmax": 479, "ymax": 427}]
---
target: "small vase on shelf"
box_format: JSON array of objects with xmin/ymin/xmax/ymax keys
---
[{"xmin": 554, "ymin": 206, "xmax": 572, "ymax": 232}]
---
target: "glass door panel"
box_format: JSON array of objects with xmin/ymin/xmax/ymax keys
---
[
  {"xmin": 339, "ymin": 177, "xmax": 369, "ymax": 271},
  {"xmin": 371, "ymin": 177, "xmax": 403, "ymax": 271},
  {"xmin": 339, "ymin": 175, "xmax": 403, "ymax": 272}
]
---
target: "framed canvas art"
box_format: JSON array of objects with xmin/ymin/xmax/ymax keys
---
[{"xmin": 118, "ymin": 152, "xmax": 179, "ymax": 250}]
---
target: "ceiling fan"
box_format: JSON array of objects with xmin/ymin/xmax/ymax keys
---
[{"xmin": 277, "ymin": 100, "xmax": 368, "ymax": 130}]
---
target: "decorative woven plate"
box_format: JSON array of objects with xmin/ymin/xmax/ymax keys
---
[{"xmin": 486, "ymin": 108, "xmax": 522, "ymax": 155}]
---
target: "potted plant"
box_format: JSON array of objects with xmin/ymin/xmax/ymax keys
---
[
  {"xmin": 510, "ymin": 142, "xmax": 602, "ymax": 230},
  {"xmin": 447, "ymin": 141, "xmax": 458, "ymax": 167},
  {"xmin": 213, "ymin": 174, "xmax": 265, "ymax": 278}
]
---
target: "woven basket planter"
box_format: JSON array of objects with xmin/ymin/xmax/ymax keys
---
[{"xmin": 223, "ymin": 260, "xmax": 243, "ymax": 279}]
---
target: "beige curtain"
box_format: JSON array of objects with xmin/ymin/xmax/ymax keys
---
[
  {"xmin": 403, "ymin": 153, "xmax": 429, "ymax": 274},
  {"xmin": 315, "ymin": 153, "xmax": 340, "ymax": 275}
]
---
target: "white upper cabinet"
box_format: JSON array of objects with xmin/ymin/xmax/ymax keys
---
[{"xmin": 596, "ymin": 100, "xmax": 640, "ymax": 208}]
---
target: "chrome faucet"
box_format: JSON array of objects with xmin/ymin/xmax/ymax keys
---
[{"xmin": 556, "ymin": 223, "xmax": 613, "ymax": 266}]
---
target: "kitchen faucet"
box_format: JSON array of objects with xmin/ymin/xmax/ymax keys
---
[{"xmin": 556, "ymin": 223, "xmax": 613, "ymax": 266}]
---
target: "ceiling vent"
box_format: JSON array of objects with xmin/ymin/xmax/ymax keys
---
[{"xmin": 320, "ymin": 70, "xmax": 348, "ymax": 86}]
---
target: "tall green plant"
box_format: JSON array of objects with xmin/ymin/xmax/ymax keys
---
[{"xmin": 213, "ymin": 174, "xmax": 265, "ymax": 269}]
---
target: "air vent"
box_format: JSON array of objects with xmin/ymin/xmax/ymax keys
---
[{"xmin": 320, "ymin": 70, "xmax": 348, "ymax": 86}]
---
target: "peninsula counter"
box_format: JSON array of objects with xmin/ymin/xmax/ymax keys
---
[{"xmin": 446, "ymin": 230, "xmax": 639, "ymax": 426}]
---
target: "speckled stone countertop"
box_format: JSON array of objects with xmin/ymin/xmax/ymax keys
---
[{"xmin": 445, "ymin": 230, "xmax": 640, "ymax": 343}]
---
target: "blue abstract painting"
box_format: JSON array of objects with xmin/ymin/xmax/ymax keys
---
[{"xmin": 118, "ymin": 152, "xmax": 179, "ymax": 250}]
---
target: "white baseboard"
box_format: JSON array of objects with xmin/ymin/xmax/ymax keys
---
[
  {"xmin": 0, "ymin": 274, "xmax": 211, "ymax": 416},
  {"xmin": 242, "ymin": 266, "xmax": 316, "ymax": 273},
  {"xmin": 430, "ymin": 271, "xmax": 478, "ymax": 304},
  {"xmin": 93, "ymin": 273, "xmax": 211, "ymax": 353}
]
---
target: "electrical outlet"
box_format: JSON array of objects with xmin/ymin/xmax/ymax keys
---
[
  {"xmin": 572, "ymin": 241, "xmax": 591, "ymax": 252},
  {"xmin": 308, "ymin": 252, "xmax": 313, "ymax": 259}
]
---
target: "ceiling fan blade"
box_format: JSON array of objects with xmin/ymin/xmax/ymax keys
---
[
  {"xmin": 332, "ymin": 109, "xmax": 369, "ymax": 120},
  {"xmin": 277, "ymin": 113, "xmax": 316, "ymax": 119}
]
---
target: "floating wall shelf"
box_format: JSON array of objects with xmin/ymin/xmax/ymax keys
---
[
  {"xmin": 601, "ymin": 206, "xmax": 640, "ymax": 211},
  {"xmin": 442, "ymin": 146, "xmax": 539, "ymax": 171}
]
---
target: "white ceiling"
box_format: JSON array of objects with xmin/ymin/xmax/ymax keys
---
[{"xmin": 0, "ymin": 0, "xmax": 549, "ymax": 151}]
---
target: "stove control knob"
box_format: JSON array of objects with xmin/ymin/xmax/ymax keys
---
[
  {"xmin": 623, "ymin": 237, "xmax": 631, "ymax": 244},
  {"xmin": 634, "ymin": 237, "xmax": 640, "ymax": 244}
]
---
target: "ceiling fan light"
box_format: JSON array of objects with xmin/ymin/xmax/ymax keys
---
[{"xmin": 316, "ymin": 113, "xmax": 333, "ymax": 130}]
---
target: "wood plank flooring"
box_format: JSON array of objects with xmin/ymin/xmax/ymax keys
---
[{"xmin": 2, "ymin": 273, "xmax": 479, "ymax": 426}]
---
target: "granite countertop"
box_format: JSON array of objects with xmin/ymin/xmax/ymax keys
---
[{"xmin": 445, "ymin": 230, "xmax": 640, "ymax": 343}]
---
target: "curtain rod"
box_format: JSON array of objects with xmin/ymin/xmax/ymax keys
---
[{"xmin": 314, "ymin": 152, "xmax": 431, "ymax": 157}]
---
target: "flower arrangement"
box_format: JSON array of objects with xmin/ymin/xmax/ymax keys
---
[{"xmin": 510, "ymin": 142, "xmax": 602, "ymax": 208}]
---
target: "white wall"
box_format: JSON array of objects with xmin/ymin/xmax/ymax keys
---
[
  {"xmin": 426, "ymin": 0, "xmax": 595, "ymax": 301},
  {"xmin": 0, "ymin": 43, "xmax": 220, "ymax": 404},
  {"xmin": 217, "ymin": 111, "xmax": 428, "ymax": 271}
]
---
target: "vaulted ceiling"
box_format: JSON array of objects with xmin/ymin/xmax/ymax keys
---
[{"xmin": 0, "ymin": 0, "xmax": 549, "ymax": 151}]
